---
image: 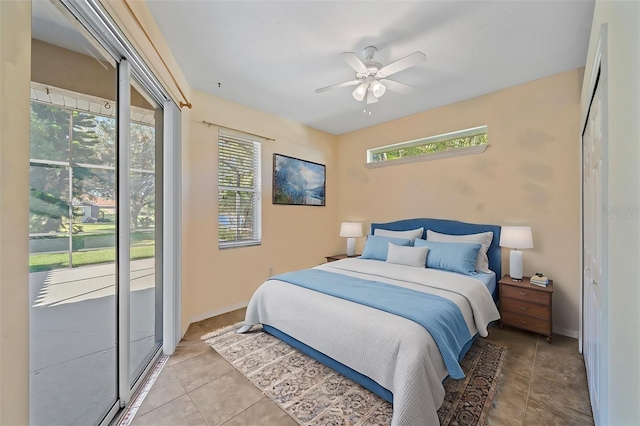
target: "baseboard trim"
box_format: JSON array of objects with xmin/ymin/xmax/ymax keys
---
[
  {"xmin": 181, "ymin": 323, "xmax": 190, "ymax": 339},
  {"xmin": 188, "ymin": 301, "xmax": 249, "ymax": 325},
  {"xmin": 553, "ymin": 326, "xmax": 578, "ymax": 339}
]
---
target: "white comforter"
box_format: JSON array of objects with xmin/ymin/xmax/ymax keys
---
[{"xmin": 242, "ymin": 258, "xmax": 500, "ymax": 425}]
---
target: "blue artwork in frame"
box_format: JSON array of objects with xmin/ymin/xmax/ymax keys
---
[{"xmin": 273, "ymin": 154, "xmax": 326, "ymax": 206}]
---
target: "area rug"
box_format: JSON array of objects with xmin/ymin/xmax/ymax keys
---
[{"xmin": 202, "ymin": 323, "xmax": 506, "ymax": 426}]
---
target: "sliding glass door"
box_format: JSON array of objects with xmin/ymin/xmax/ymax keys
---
[
  {"xmin": 128, "ymin": 78, "xmax": 163, "ymax": 385},
  {"xmin": 29, "ymin": 1, "xmax": 172, "ymax": 424},
  {"xmin": 29, "ymin": 4, "xmax": 120, "ymax": 423}
]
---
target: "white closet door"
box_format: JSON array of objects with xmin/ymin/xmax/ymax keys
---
[{"xmin": 583, "ymin": 80, "xmax": 605, "ymax": 425}]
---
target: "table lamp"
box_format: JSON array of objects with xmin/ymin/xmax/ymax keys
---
[
  {"xmin": 499, "ymin": 226, "xmax": 533, "ymax": 280},
  {"xmin": 340, "ymin": 222, "xmax": 362, "ymax": 257}
]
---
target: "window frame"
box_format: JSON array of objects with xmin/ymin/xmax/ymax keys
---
[
  {"xmin": 366, "ymin": 125, "xmax": 488, "ymax": 168},
  {"xmin": 218, "ymin": 129, "xmax": 262, "ymax": 249}
]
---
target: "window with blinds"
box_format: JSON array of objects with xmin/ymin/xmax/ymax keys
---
[{"xmin": 218, "ymin": 130, "xmax": 262, "ymax": 248}]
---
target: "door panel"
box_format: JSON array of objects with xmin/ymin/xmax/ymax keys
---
[
  {"xmin": 128, "ymin": 78, "xmax": 163, "ymax": 384},
  {"xmin": 583, "ymin": 81, "xmax": 603, "ymax": 423},
  {"xmin": 29, "ymin": 3, "xmax": 119, "ymax": 422}
]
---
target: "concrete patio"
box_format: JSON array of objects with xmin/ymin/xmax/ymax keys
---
[{"xmin": 29, "ymin": 259, "xmax": 158, "ymax": 425}]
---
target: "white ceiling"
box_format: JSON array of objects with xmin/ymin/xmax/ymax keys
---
[
  {"xmin": 146, "ymin": 0, "xmax": 595, "ymax": 135},
  {"xmin": 36, "ymin": 0, "xmax": 593, "ymax": 136}
]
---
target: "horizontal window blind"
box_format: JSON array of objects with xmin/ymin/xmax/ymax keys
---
[{"xmin": 218, "ymin": 130, "xmax": 262, "ymax": 248}]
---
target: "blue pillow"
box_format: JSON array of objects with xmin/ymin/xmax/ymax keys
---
[
  {"xmin": 361, "ymin": 235, "xmax": 411, "ymax": 261},
  {"xmin": 413, "ymin": 240, "xmax": 481, "ymax": 275}
]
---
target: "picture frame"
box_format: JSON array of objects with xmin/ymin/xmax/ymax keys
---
[{"xmin": 273, "ymin": 153, "xmax": 326, "ymax": 206}]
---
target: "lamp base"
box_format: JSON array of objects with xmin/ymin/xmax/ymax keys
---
[
  {"xmin": 346, "ymin": 238, "xmax": 356, "ymax": 257},
  {"xmin": 509, "ymin": 249, "xmax": 524, "ymax": 280}
]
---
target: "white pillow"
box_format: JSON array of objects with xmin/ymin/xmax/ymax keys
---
[
  {"xmin": 385, "ymin": 243, "xmax": 428, "ymax": 268},
  {"xmin": 426, "ymin": 230, "xmax": 494, "ymax": 273},
  {"xmin": 374, "ymin": 227, "xmax": 424, "ymax": 243}
]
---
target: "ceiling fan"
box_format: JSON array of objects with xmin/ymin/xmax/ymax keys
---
[{"xmin": 315, "ymin": 46, "xmax": 426, "ymax": 104}]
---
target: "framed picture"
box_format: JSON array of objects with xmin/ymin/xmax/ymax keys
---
[{"xmin": 273, "ymin": 154, "xmax": 326, "ymax": 206}]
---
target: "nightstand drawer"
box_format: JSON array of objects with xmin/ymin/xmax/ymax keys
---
[
  {"xmin": 498, "ymin": 276, "xmax": 554, "ymax": 342},
  {"xmin": 501, "ymin": 298, "xmax": 550, "ymax": 320},
  {"xmin": 501, "ymin": 285, "xmax": 550, "ymax": 305},
  {"xmin": 501, "ymin": 311, "xmax": 550, "ymax": 336}
]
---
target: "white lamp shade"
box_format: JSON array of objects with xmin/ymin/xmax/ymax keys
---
[
  {"xmin": 499, "ymin": 226, "xmax": 533, "ymax": 249},
  {"xmin": 370, "ymin": 80, "xmax": 386, "ymax": 98},
  {"xmin": 340, "ymin": 222, "xmax": 363, "ymax": 238},
  {"xmin": 352, "ymin": 84, "xmax": 367, "ymax": 101},
  {"xmin": 366, "ymin": 89, "xmax": 379, "ymax": 104}
]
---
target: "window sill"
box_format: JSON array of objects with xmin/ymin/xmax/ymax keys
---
[{"xmin": 219, "ymin": 241, "xmax": 262, "ymax": 250}]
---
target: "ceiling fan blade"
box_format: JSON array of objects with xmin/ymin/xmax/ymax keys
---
[
  {"xmin": 377, "ymin": 51, "xmax": 426, "ymax": 78},
  {"xmin": 340, "ymin": 52, "xmax": 368, "ymax": 73},
  {"xmin": 379, "ymin": 79, "xmax": 417, "ymax": 94},
  {"xmin": 315, "ymin": 80, "xmax": 361, "ymax": 93}
]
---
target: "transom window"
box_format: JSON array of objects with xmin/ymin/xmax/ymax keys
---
[
  {"xmin": 367, "ymin": 125, "xmax": 488, "ymax": 167},
  {"xmin": 218, "ymin": 130, "xmax": 262, "ymax": 248}
]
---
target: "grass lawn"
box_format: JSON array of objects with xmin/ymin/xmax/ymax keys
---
[
  {"xmin": 79, "ymin": 223, "xmax": 116, "ymax": 233},
  {"xmin": 29, "ymin": 244, "xmax": 154, "ymax": 273}
]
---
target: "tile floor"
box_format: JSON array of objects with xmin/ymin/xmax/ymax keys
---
[{"xmin": 130, "ymin": 308, "xmax": 594, "ymax": 425}]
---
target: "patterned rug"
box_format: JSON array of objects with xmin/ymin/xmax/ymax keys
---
[{"xmin": 202, "ymin": 323, "xmax": 506, "ymax": 426}]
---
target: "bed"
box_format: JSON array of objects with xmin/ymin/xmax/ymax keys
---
[{"xmin": 240, "ymin": 218, "xmax": 501, "ymax": 425}]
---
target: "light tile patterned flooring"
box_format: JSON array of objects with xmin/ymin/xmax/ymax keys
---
[{"xmin": 130, "ymin": 308, "xmax": 594, "ymax": 425}]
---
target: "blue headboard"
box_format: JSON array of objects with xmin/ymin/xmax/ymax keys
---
[{"xmin": 370, "ymin": 218, "xmax": 502, "ymax": 278}]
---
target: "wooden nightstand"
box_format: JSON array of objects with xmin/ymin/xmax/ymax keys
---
[
  {"xmin": 498, "ymin": 275, "xmax": 554, "ymax": 342},
  {"xmin": 325, "ymin": 254, "xmax": 360, "ymax": 262}
]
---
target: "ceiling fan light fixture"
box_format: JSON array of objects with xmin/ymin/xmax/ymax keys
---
[
  {"xmin": 317, "ymin": 45, "xmax": 425, "ymax": 105},
  {"xmin": 352, "ymin": 83, "xmax": 368, "ymax": 101},
  {"xmin": 366, "ymin": 89, "xmax": 378, "ymax": 104},
  {"xmin": 370, "ymin": 80, "xmax": 386, "ymax": 98}
]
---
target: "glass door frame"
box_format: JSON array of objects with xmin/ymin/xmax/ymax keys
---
[
  {"xmin": 55, "ymin": 1, "xmax": 182, "ymax": 424},
  {"xmin": 117, "ymin": 58, "xmax": 132, "ymax": 408}
]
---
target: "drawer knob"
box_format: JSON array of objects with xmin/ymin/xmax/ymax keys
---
[
  {"xmin": 519, "ymin": 291, "xmax": 528, "ymax": 296},
  {"xmin": 519, "ymin": 319, "xmax": 528, "ymax": 324},
  {"xmin": 519, "ymin": 306, "xmax": 527, "ymax": 310}
]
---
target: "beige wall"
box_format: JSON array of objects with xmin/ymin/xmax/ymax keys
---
[
  {"xmin": 336, "ymin": 69, "xmax": 582, "ymax": 335},
  {"xmin": 581, "ymin": 1, "xmax": 640, "ymax": 424},
  {"xmin": 186, "ymin": 90, "xmax": 337, "ymax": 321},
  {"xmin": 0, "ymin": 1, "xmax": 31, "ymax": 424}
]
